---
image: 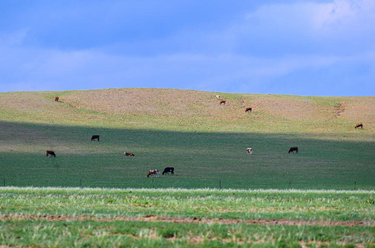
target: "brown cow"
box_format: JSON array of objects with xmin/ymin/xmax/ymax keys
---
[
  {"xmin": 46, "ymin": 150, "xmax": 56, "ymax": 157},
  {"xmin": 220, "ymin": 100, "xmax": 226, "ymax": 105},
  {"xmin": 91, "ymin": 135, "xmax": 100, "ymax": 141},
  {"xmin": 55, "ymin": 96, "xmax": 59, "ymax": 102},
  {"xmin": 288, "ymin": 147, "xmax": 298, "ymax": 153},
  {"xmin": 355, "ymin": 123, "xmax": 363, "ymax": 129},
  {"xmin": 124, "ymin": 152, "xmax": 135, "ymax": 156},
  {"xmin": 147, "ymin": 169, "xmax": 159, "ymax": 177},
  {"xmin": 245, "ymin": 107, "xmax": 252, "ymax": 113}
]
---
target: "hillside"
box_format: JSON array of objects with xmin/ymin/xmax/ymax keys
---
[
  {"xmin": 1, "ymin": 88, "xmax": 374, "ymax": 135},
  {"xmin": 0, "ymin": 88, "xmax": 374, "ymax": 189}
]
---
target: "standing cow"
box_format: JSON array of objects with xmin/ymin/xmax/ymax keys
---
[
  {"xmin": 162, "ymin": 167, "xmax": 174, "ymax": 175},
  {"xmin": 91, "ymin": 135, "xmax": 100, "ymax": 141},
  {"xmin": 355, "ymin": 123, "xmax": 363, "ymax": 129},
  {"xmin": 147, "ymin": 169, "xmax": 159, "ymax": 177},
  {"xmin": 288, "ymin": 147, "xmax": 298, "ymax": 153},
  {"xmin": 246, "ymin": 148, "xmax": 253, "ymax": 154},
  {"xmin": 46, "ymin": 150, "xmax": 56, "ymax": 157}
]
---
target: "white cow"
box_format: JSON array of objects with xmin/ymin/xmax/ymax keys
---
[
  {"xmin": 246, "ymin": 148, "xmax": 253, "ymax": 154},
  {"xmin": 216, "ymin": 95, "xmax": 221, "ymax": 100}
]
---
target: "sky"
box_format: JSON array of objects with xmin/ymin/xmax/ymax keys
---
[{"xmin": 0, "ymin": 0, "xmax": 374, "ymax": 96}]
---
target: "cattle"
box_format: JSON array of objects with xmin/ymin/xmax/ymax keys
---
[
  {"xmin": 220, "ymin": 100, "xmax": 226, "ymax": 105},
  {"xmin": 55, "ymin": 96, "xmax": 59, "ymax": 102},
  {"xmin": 288, "ymin": 147, "xmax": 298, "ymax": 153},
  {"xmin": 162, "ymin": 167, "xmax": 174, "ymax": 175},
  {"xmin": 355, "ymin": 123, "xmax": 363, "ymax": 129},
  {"xmin": 147, "ymin": 169, "xmax": 159, "ymax": 178},
  {"xmin": 124, "ymin": 152, "xmax": 135, "ymax": 156},
  {"xmin": 246, "ymin": 148, "xmax": 253, "ymax": 154},
  {"xmin": 245, "ymin": 107, "xmax": 252, "ymax": 113},
  {"xmin": 91, "ymin": 135, "xmax": 100, "ymax": 141},
  {"xmin": 46, "ymin": 150, "xmax": 56, "ymax": 157},
  {"xmin": 216, "ymin": 95, "xmax": 221, "ymax": 100}
]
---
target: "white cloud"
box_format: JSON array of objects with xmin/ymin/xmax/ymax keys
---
[
  {"xmin": 2, "ymin": 39, "xmax": 373, "ymax": 95},
  {"xmin": 311, "ymin": 0, "xmax": 375, "ymax": 32},
  {"xmin": 244, "ymin": 0, "xmax": 375, "ymax": 37},
  {"xmin": 0, "ymin": 30, "xmax": 29, "ymax": 46}
]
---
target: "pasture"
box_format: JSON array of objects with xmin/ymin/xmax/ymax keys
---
[
  {"xmin": 0, "ymin": 187, "xmax": 374, "ymax": 247},
  {"xmin": 0, "ymin": 121, "xmax": 374, "ymax": 190},
  {"xmin": 0, "ymin": 89, "xmax": 375, "ymax": 247},
  {"xmin": 0, "ymin": 89, "xmax": 374, "ymax": 190}
]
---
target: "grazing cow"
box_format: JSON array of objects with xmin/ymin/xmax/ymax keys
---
[
  {"xmin": 216, "ymin": 95, "xmax": 221, "ymax": 100},
  {"xmin": 288, "ymin": 147, "xmax": 298, "ymax": 153},
  {"xmin": 220, "ymin": 100, "xmax": 226, "ymax": 105},
  {"xmin": 147, "ymin": 169, "xmax": 159, "ymax": 178},
  {"xmin": 55, "ymin": 96, "xmax": 59, "ymax": 102},
  {"xmin": 245, "ymin": 107, "xmax": 252, "ymax": 113},
  {"xmin": 162, "ymin": 167, "xmax": 174, "ymax": 175},
  {"xmin": 91, "ymin": 135, "xmax": 100, "ymax": 141},
  {"xmin": 46, "ymin": 150, "xmax": 56, "ymax": 157},
  {"xmin": 355, "ymin": 123, "xmax": 363, "ymax": 129},
  {"xmin": 246, "ymin": 148, "xmax": 253, "ymax": 154},
  {"xmin": 124, "ymin": 152, "xmax": 135, "ymax": 156}
]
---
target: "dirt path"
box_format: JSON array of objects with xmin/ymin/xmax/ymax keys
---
[{"xmin": 1, "ymin": 214, "xmax": 374, "ymax": 227}]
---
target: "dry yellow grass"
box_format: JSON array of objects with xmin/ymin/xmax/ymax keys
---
[{"xmin": 0, "ymin": 88, "xmax": 374, "ymax": 138}]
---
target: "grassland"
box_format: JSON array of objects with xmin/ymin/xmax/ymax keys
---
[
  {"xmin": 0, "ymin": 89, "xmax": 374, "ymax": 190},
  {"xmin": 0, "ymin": 187, "xmax": 374, "ymax": 247},
  {"xmin": 0, "ymin": 87, "xmax": 374, "ymax": 247}
]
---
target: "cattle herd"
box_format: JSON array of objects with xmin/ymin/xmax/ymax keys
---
[{"xmin": 46, "ymin": 95, "xmax": 365, "ymax": 178}]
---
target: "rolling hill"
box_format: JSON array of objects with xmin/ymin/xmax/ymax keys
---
[{"xmin": 0, "ymin": 88, "xmax": 374, "ymax": 189}]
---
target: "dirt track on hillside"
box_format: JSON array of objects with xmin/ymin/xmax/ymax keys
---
[{"xmin": 1, "ymin": 214, "xmax": 373, "ymax": 227}]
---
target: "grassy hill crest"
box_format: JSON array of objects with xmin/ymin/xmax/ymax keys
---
[{"xmin": 0, "ymin": 88, "xmax": 374, "ymax": 136}]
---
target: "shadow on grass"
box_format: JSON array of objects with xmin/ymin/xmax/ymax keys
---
[{"xmin": 0, "ymin": 120, "xmax": 374, "ymax": 190}]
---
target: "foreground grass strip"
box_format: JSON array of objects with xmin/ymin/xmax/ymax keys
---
[
  {"xmin": 1, "ymin": 214, "xmax": 374, "ymax": 227},
  {"xmin": 1, "ymin": 220, "xmax": 374, "ymax": 247},
  {"xmin": 1, "ymin": 187, "xmax": 374, "ymax": 222},
  {"xmin": 1, "ymin": 187, "xmax": 374, "ymax": 247}
]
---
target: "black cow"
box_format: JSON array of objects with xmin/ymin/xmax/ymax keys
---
[
  {"xmin": 91, "ymin": 135, "xmax": 100, "ymax": 141},
  {"xmin": 162, "ymin": 167, "xmax": 174, "ymax": 175},
  {"xmin": 46, "ymin": 150, "xmax": 56, "ymax": 157},
  {"xmin": 288, "ymin": 147, "xmax": 298, "ymax": 153}
]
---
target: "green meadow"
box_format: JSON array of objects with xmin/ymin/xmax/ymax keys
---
[
  {"xmin": 0, "ymin": 187, "xmax": 374, "ymax": 247},
  {"xmin": 0, "ymin": 121, "xmax": 374, "ymax": 190}
]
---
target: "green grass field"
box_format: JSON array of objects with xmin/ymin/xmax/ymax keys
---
[
  {"xmin": 0, "ymin": 89, "xmax": 374, "ymax": 247},
  {"xmin": 0, "ymin": 89, "xmax": 374, "ymax": 189},
  {"xmin": 0, "ymin": 187, "xmax": 374, "ymax": 247},
  {"xmin": 0, "ymin": 121, "xmax": 374, "ymax": 190}
]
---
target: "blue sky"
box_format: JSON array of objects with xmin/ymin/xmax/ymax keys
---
[{"xmin": 0, "ymin": 0, "xmax": 374, "ymax": 96}]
